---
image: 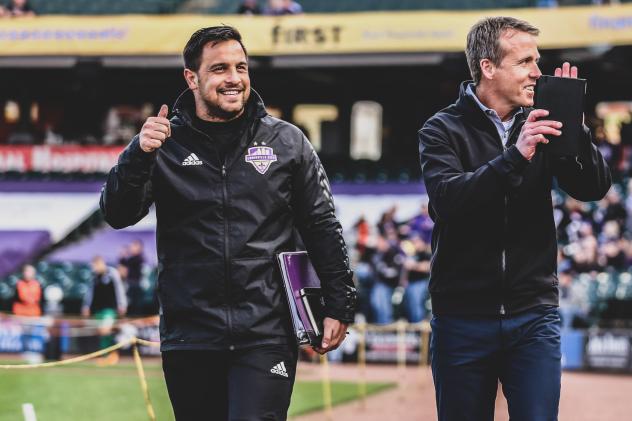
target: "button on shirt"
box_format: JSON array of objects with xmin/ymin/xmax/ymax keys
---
[{"xmin": 466, "ymin": 83, "xmax": 522, "ymax": 148}]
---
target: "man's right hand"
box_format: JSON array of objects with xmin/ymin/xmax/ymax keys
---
[
  {"xmin": 515, "ymin": 109, "xmax": 562, "ymax": 161},
  {"xmin": 139, "ymin": 104, "xmax": 171, "ymax": 153}
]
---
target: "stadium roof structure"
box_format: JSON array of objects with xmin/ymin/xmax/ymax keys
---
[{"xmin": 1, "ymin": 5, "xmax": 632, "ymax": 67}]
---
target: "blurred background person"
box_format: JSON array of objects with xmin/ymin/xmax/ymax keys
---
[
  {"xmin": 12, "ymin": 264, "xmax": 42, "ymax": 317},
  {"xmin": 369, "ymin": 235, "xmax": 404, "ymax": 324},
  {"xmin": 402, "ymin": 236, "xmax": 431, "ymax": 323},
  {"xmin": 82, "ymin": 256, "xmax": 127, "ymax": 364},
  {"xmin": 237, "ymin": 0, "xmax": 261, "ymax": 15},
  {"xmin": 118, "ymin": 239, "xmax": 145, "ymax": 316},
  {"xmin": 5, "ymin": 0, "xmax": 35, "ymax": 17},
  {"xmin": 264, "ymin": 0, "xmax": 302, "ymax": 15}
]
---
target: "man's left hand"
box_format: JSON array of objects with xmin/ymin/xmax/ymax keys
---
[
  {"xmin": 314, "ymin": 317, "xmax": 348, "ymax": 355},
  {"xmin": 554, "ymin": 62, "xmax": 578, "ymax": 79}
]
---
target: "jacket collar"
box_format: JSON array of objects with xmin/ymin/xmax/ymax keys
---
[
  {"xmin": 455, "ymin": 81, "xmax": 529, "ymax": 129},
  {"xmin": 171, "ymin": 87, "xmax": 268, "ymax": 127}
]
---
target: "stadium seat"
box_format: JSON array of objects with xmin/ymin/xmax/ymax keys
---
[
  {"xmin": 595, "ymin": 272, "xmax": 618, "ymax": 300},
  {"xmin": 615, "ymin": 272, "xmax": 632, "ymax": 300}
]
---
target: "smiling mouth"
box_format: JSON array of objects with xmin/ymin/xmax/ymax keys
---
[
  {"xmin": 525, "ymin": 85, "xmax": 535, "ymax": 93},
  {"xmin": 219, "ymin": 89, "xmax": 242, "ymax": 97}
]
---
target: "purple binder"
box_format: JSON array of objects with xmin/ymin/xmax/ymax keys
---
[{"xmin": 277, "ymin": 251, "xmax": 325, "ymax": 346}]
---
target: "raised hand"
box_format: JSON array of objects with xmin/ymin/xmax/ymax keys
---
[
  {"xmin": 139, "ymin": 104, "xmax": 171, "ymax": 153},
  {"xmin": 554, "ymin": 61, "xmax": 578, "ymax": 79}
]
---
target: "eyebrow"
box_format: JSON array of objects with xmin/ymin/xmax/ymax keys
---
[{"xmin": 208, "ymin": 61, "xmax": 248, "ymax": 69}]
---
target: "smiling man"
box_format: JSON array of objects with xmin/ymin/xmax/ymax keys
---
[
  {"xmin": 419, "ymin": 17, "xmax": 611, "ymax": 421},
  {"xmin": 100, "ymin": 26, "xmax": 356, "ymax": 420}
]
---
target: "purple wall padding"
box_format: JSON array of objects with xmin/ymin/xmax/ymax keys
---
[
  {"xmin": 48, "ymin": 228, "xmax": 157, "ymax": 267},
  {"xmin": 331, "ymin": 182, "xmax": 426, "ymax": 195},
  {"xmin": 0, "ymin": 181, "xmax": 105, "ymax": 193},
  {"xmin": 0, "ymin": 180, "xmax": 426, "ymax": 196},
  {"xmin": 0, "ymin": 231, "xmax": 51, "ymax": 277}
]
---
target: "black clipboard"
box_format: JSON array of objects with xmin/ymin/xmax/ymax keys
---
[{"xmin": 534, "ymin": 75, "xmax": 587, "ymax": 157}]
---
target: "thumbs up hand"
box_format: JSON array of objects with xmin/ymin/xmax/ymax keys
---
[{"xmin": 139, "ymin": 104, "xmax": 171, "ymax": 153}]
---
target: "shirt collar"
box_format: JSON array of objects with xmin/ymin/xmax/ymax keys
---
[{"xmin": 466, "ymin": 83, "xmax": 523, "ymax": 123}]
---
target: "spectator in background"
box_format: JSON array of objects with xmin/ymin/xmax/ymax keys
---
[
  {"xmin": 43, "ymin": 123, "xmax": 63, "ymax": 145},
  {"xmin": 625, "ymin": 179, "xmax": 632, "ymax": 234},
  {"xmin": 353, "ymin": 215, "xmax": 370, "ymax": 256},
  {"xmin": 264, "ymin": 0, "xmax": 302, "ymax": 15},
  {"xmin": 12, "ymin": 264, "xmax": 42, "ymax": 317},
  {"xmin": 403, "ymin": 236, "xmax": 431, "ymax": 323},
  {"xmin": 377, "ymin": 205, "xmax": 399, "ymax": 237},
  {"xmin": 82, "ymin": 256, "xmax": 127, "ymax": 364},
  {"xmin": 237, "ymin": 0, "xmax": 261, "ymax": 15},
  {"xmin": 594, "ymin": 187, "xmax": 627, "ymax": 232},
  {"xmin": 404, "ymin": 202, "xmax": 434, "ymax": 243},
  {"xmin": 119, "ymin": 239, "xmax": 145, "ymax": 316},
  {"xmin": 558, "ymin": 268, "xmax": 587, "ymax": 329},
  {"xmin": 5, "ymin": 0, "xmax": 35, "ymax": 17},
  {"xmin": 369, "ymin": 235, "xmax": 404, "ymax": 324}
]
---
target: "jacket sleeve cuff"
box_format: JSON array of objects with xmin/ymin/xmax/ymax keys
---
[
  {"xmin": 128, "ymin": 137, "xmax": 157, "ymax": 166},
  {"xmin": 116, "ymin": 137, "xmax": 157, "ymax": 187},
  {"xmin": 487, "ymin": 145, "xmax": 529, "ymax": 189},
  {"xmin": 323, "ymin": 282, "xmax": 356, "ymax": 324},
  {"xmin": 489, "ymin": 145, "xmax": 529, "ymax": 173}
]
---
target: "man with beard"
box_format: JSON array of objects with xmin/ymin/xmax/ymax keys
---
[
  {"xmin": 100, "ymin": 26, "xmax": 355, "ymax": 420},
  {"xmin": 419, "ymin": 17, "xmax": 611, "ymax": 421}
]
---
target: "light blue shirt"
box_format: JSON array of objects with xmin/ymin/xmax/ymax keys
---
[{"xmin": 466, "ymin": 83, "xmax": 522, "ymax": 147}]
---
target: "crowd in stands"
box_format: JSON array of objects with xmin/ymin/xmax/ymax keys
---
[
  {"xmin": 5, "ymin": 178, "xmax": 632, "ymax": 330},
  {"xmin": 9, "ymin": 240, "xmax": 150, "ymax": 319},
  {"xmin": 350, "ymin": 177, "xmax": 632, "ymax": 326}
]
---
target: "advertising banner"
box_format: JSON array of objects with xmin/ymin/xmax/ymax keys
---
[
  {"xmin": 0, "ymin": 145, "xmax": 124, "ymax": 173},
  {"xmin": 1, "ymin": 5, "xmax": 632, "ymax": 56},
  {"xmin": 584, "ymin": 331, "xmax": 632, "ymax": 371}
]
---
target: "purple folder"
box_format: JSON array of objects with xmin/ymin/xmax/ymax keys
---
[{"xmin": 277, "ymin": 251, "xmax": 325, "ymax": 346}]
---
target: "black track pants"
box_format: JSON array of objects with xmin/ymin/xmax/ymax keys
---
[{"xmin": 162, "ymin": 343, "xmax": 299, "ymax": 421}]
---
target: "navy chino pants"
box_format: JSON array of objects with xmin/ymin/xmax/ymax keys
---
[{"xmin": 430, "ymin": 306, "xmax": 562, "ymax": 421}]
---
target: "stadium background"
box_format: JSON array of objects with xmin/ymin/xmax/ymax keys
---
[{"xmin": 1, "ymin": 1, "xmax": 632, "ymax": 419}]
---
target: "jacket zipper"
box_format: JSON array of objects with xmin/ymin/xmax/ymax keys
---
[
  {"xmin": 221, "ymin": 163, "xmax": 234, "ymax": 346},
  {"xmin": 499, "ymin": 120, "xmax": 522, "ymax": 316}
]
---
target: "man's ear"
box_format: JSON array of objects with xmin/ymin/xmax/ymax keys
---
[
  {"xmin": 479, "ymin": 58, "xmax": 496, "ymax": 81},
  {"xmin": 184, "ymin": 68, "xmax": 198, "ymax": 90}
]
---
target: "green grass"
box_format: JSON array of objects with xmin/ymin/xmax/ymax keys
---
[{"xmin": 0, "ymin": 360, "xmax": 393, "ymax": 420}]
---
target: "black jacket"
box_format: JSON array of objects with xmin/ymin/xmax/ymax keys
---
[
  {"xmin": 101, "ymin": 89, "xmax": 355, "ymax": 350},
  {"xmin": 419, "ymin": 82, "xmax": 611, "ymax": 316}
]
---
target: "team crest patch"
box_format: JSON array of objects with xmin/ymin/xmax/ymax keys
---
[{"xmin": 245, "ymin": 146, "xmax": 277, "ymax": 174}]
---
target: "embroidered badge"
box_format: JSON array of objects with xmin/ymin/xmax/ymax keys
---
[{"xmin": 245, "ymin": 146, "xmax": 277, "ymax": 174}]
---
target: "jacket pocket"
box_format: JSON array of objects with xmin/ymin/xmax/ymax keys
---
[
  {"xmin": 157, "ymin": 260, "xmax": 224, "ymax": 316},
  {"xmin": 229, "ymin": 257, "xmax": 287, "ymax": 337}
]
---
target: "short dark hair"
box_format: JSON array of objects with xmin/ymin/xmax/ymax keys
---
[
  {"xmin": 183, "ymin": 26, "xmax": 248, "ymax": 72},
  {"xmin": 466, "ymin": 17, "xmax": 539, "ymax": 84}
]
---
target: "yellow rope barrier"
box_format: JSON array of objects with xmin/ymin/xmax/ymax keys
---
[
  {"xmin": 134, "ymin": 338, "xmax": 160, "ymax": 347},
  {"xmin": 0, "ymin": 339, "xmax": 132, "ymax": 369},
  {"xmin": 132, "ymin": 339, "xmax": 157, "ymax": 421},
  {"xmin": 319, "ymin": 354, "xmax": 334, "ymax": 421},
  {"xmin": 0, "ymin": 337, "xmax": 160, "ymax": 420},
  {"xmin": 356, "ymin": 323, "xmax": 367, "ymax": 409}
]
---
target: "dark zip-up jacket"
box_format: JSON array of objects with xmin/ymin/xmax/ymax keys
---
[
  {"xmin": 100, "ymin": 89, "xmax": 356, "ymax": 350},
  {"xmin": 419, "ymin": 81, "xmax": 611, "ymax": 316}
]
